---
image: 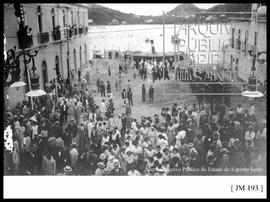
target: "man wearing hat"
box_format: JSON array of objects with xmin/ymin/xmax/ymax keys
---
[
  {"xmin": 102, "ymin": 167, "xmax": 111, "ymax": 176},
  {"xmin": 245, "ymin": 125, "xmax": 255, "ymax": 148},
  {"xmin": 99, "ymin": 152, "xmax": 107, "ymax": 162},
  {"xmin": 110, "ymin": 159, "xmax": 125, "ymax": 175},
  {"xmin": 127, "ymin": 163, "xmax": 141, "ymax": 176},
  {"xmin": 65, "ymin": 119, "xmax": 78, "ymax": 148},
  {"xmin": 95, "ymin": 162, "xmax": 105, "ymax": 175},
  {"xmin": 219, "ymin": 148, "xmax": 230, "ymax": 169},
  {"xmin": 69, "ymin": 143, "xmax": 79, "ymax": 170},
  {"xmin": 106, "ymin": 155, "xmax": 116, "ymax": 172},
  {"xmin": 60, "ymin": 101, "xmax": 69, "ymax": 124},
  {"xmin": 63, "ymin": 165, "xmax": 73, "ymax": 175},
  {"xmin": 124, "ymin": 150, "xmax": 135, "ymax": 172}
]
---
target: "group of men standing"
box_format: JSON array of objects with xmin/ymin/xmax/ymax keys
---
[
  {"xmin": 96, "ymin": 78, "xmax": 112, "ymax": 97},
  {"xmin": 137, "ymin": 59, "xmax": 172, "ymax": 82},
  {"xmin": 142, "ymin": 84, "xmax": 154, "ymax": 102}
]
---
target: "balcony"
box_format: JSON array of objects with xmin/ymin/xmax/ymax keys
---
[
  {"xmin": 79, "ymin": 26, "xmax": 83, "ymax": 34},
  {"xmin": 17, "ymin": 31, "xmax": 33, "ymax": 49},
  {"xmin": 37, "ymin": 32, "xmax": 49, "ymax": 44},
  {"xmin": 69, "ymin": 28, "xmax": 73, "ymax": 38},
  {"xmin": 235, "ymin": 39, "xmax": 241, "ymax": 50},
  {"xmin": 52, "ymin": 28, "xmax": 61, "ymax": 41},
  {"xmin": 74, "ymin": 28, "xmax": 78, "ymax": 35}
]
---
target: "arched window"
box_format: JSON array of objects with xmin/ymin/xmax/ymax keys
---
[
  {"xmin": 55, "ymin": 55, "xmax": 60, "ymax": 76},
  {"xmin": 71, "ymin": 11, "xmax": 73, "ymax": 26},
  {"xmin": 79, "ymin": 46, "xmax": 82, "ymax": 69},
  {"xmin": 63, "ymin": 10, "xmax": 66, "ymax": 27},
  {"xmin": 83, "ymin": 12, "xmax": 85, "ymax": 26},
  {"xmin": 73, "ymin": 49, "xmax": 77, "ymax": 71},
  {"xmin": 84, "ymin": 44, "xmax": 87, "ymax": 64},
  {"xmin": 78, "ymin": 11, "xmax": 80, "ymax": 26},
  {"xmin": 42, "ymin": 61, "xmax": 48, "ymax": 89},
  {"xmin": 37, "ymin": 6, "xmax": 43, "ymax": 33},
  {"xmin": 51, "ymin": 8, "xmax": 55, "ymax": 29}
]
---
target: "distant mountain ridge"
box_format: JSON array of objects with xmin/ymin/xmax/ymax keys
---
[
  {"xmin": 87, "ymin": 3, "xmax": 252, "ymax": 25},
  {"xmin": 167, "ymin": 4, "xmax": 203, "ymax": 17}
]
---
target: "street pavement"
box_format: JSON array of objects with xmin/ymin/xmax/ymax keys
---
[{"xmin": 66, "ymin": 58, "xmax": 266, "ymax": 125}]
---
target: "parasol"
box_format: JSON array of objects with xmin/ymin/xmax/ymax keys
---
[
  {"xmin": 241, "ymin": 90, "xmax": 264, "ymax": 98},
  {"xmin": 10, "ymin": 81, "xmax": 26, "ymax": 88},
  {"xmin": 25, "ymin": 89, "xmax": 46, "ymax": 97}
]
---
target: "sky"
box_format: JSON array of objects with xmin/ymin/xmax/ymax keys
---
[{"xmin": 97, "ymin": 4, "xmax": 219, "ymax": 16}]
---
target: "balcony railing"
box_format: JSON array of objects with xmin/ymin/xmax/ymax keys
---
[
  {"xmin": 17, "ymin": 31, "xmax": 33, "ymax": 49},
  {"xmin": 64, "ymin": 26, "xmax": 73, "ymax": 38},
  {"xmin": 235, "ymin": 39, "xmax": 241, "ymax": 50},
  {"xmin": 72, "ymin": 25, "xmax": 78, "ymax": 36},
  {"xmin": 79, "ymin": 26, "xmax": 83, "ymax": 34},
  {"xmin": 52, "ymin": 28, "xmax": 61, "ymax": 41},
  {"xmin": 37, "ymin": 32, "xmax": 49, "ymax": 44}
]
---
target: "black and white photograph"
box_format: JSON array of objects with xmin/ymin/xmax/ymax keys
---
[{"xmin": 3, "ymin": 3, "xmax": 267, "ymax": 198}]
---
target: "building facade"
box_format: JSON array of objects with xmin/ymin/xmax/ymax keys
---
[
  {"xmin": 222, "ymin": 3, "xmax": 267, "ymax": 83},
  {"xmin": 4, "ymin": 3, "xmax": 90, "ymax": 109}
]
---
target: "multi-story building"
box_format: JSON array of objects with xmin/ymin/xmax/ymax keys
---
[
  {"xmin": 222, "ymin": 3, "xmax": 266, "ymax": 84},
  {"xmin": 4, "ymin": 3, "xmax": 89, "ymax": 108}
]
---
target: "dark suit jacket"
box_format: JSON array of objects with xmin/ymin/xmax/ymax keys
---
[{"xmin": 122, "ymin": 91, "xmax": 127, "ymax": 99}]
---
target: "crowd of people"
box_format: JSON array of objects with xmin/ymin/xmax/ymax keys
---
[{"xmin": 4, "ymin": 55, "xmax": 266, "ymax": 176}]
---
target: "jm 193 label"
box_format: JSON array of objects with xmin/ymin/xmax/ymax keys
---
[{"xmin": 231, "ymin": 185, "xmax": 264, "ymax": 193}]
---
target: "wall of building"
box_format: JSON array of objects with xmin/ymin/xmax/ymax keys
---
[
  {"xmin": 4, "ymin": 3, "xmax": 90, "ymax": 109},
  {"xmin": 223, "ymin": 13, "xmax": 266, "ymax": 84}
]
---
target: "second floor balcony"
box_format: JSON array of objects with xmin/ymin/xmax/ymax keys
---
[
  {"xmin": 17, "ymin": 31, "xmax": 33, "ymax": 49},
  {"xmin": 64, "ymin": 26, "xmax": 73, "ymax": 38},
  {"xmin": 79, "ymin": 26, "xmax": 83, "ymax": 34},
  {"xmin": 37, "ymin": 32, "xmax": 49, "ymax": 44},
  {"xmin": 52, "ymin": 27, "xmax": 61, "ymax": 41},
  {"xmin": 73, "ymin": 27, "xmax": 78, "ymax": 36}
]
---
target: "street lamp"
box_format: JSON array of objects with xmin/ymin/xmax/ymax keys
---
[
  {"xmin": 3, "ymin": 46, "xmax": 45, "ymax": 109},
  {"xmin": 4, "ymin": 47, "xmax": 26, "ymax": 88},
  {"xmin": 241, "ymin": 49, "xmax": 266, "ymax": 98}
]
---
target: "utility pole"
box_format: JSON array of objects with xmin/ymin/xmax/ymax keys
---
[
  {"xmin": 163, "ymin": 11, "xmax": 165, "ymax": 79},
  {"xmin": 174, "ymin": 23, "xmax": 176, "ymax": 63}
]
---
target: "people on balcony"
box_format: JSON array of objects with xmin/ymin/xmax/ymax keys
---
[{"xmin": 17, "ymin": 25, "xmax": 33, "ymax": 49}]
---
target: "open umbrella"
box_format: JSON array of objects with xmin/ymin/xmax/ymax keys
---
[
  {"xmin": 10, "ymin": 81, "xmax": 26, "ymax": 88},
  {"xmin": 25, "ymin": 89, "xmax": 46, "ymax": 97},
  {"xmin": 241, "ymin": 90, "xmax": 264, "ymax": 98}
]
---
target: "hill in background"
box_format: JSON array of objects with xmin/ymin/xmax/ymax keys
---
[{"xmin": 87, "ymin": 3, "xmax": 252, "ymax": 25}]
